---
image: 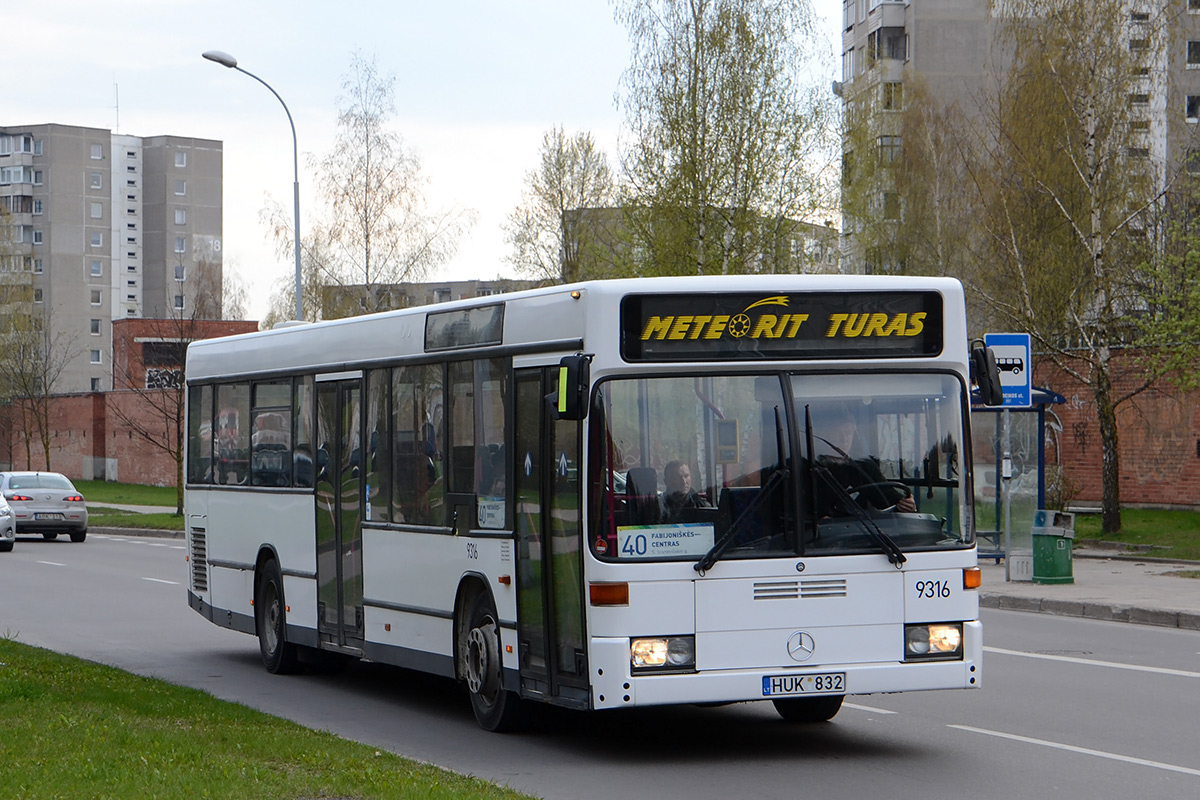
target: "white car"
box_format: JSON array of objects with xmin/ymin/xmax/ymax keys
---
[
  {"xmin": 0, "ymin": 471, "xmax": 89, "ymax": 543},
  {"xmin": 0, "ymin": 495, "xmax": 13, "ymax": 551}
]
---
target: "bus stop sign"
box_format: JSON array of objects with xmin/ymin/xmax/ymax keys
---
[{"xmin": 985, "ymin": 332, "xmax": 1032, "ymax": 407}]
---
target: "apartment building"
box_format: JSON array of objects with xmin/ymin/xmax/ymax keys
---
[
  {"xmin": 0, "ymin": 123, "xmax": 222, "ymax": 393},
  {"xmin": 837, "ymin": 0, "xmax": 1200, "ymax": 272}
]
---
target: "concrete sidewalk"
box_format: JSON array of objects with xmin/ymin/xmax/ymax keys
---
[{"xmin": 979, "ymin": 549, "xmax": 1200, "ymax": 630}]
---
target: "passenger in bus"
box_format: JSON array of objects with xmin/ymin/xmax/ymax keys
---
[
  {"xmin": 810, "ymin": 403, "xmax": 916, "ymax": 516},
  {"xmin": 660, "ymin": 460, "xmax": 712, "ymax": 522}
]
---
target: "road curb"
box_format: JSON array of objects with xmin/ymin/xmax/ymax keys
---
[
  {"xmin": 91, "ymin": 526, "xmax": 183, "ymax": 540},
  {"xmin": 981, "ymin": 593, "xmax": 1200, "ymax": 630}
]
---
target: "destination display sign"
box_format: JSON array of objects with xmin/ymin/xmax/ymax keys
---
[{"xmin": 620, "ymin": 291, "xmax": 944, "ymax": 362}]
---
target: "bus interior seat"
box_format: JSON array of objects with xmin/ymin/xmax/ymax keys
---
[
  {"xmin": 717, "ymin": 486, "xmax": 764, "ymax": 546},
  {"xmin": 625, "ymin": 466, "xmax": 660, "ymax": 525}
]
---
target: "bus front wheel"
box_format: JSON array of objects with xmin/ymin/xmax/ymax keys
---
[
  {"xmin": 463, "ymin": 592, "xmax": 526, "ymax": 732},
  {"xmin": 772, "ymin": 694, "xmax": 844, "ymax": 723},
  {"xmin": 256, "ymin": 559, "xmax": 300, "ymax": 675}
]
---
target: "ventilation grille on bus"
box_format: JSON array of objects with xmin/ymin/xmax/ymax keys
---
[
  {"xmin": 753, "ymin": 579, "xmax": 847, "ymax": 600},
  {"xmin": 189, "ymin": 528, "xmax": 208, "ymax": 593}
]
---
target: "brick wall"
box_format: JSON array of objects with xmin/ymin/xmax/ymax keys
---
[{"xmin": 1038, "ymin": 359, "xmax": 1200, "ymax": 510}]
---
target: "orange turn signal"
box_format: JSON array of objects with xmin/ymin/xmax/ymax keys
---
[
  {"xmin": 497, "ymin": 574, "xmax": 512, "ymax": 586},
  {"xmin": 589, "ymin": 582, "xmax": 629, "ymax": 606},
  {"xmin": 963, "ymin": 567, "xmax": 982, "ymax": 590}
]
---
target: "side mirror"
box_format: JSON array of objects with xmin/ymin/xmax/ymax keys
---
[
  {"xmin": 546, "ymin": 353, "xmax": 592, "ymax": 420},
  {"xmin": 970, "ymin": 340, "xmax": 1004, "ymax": 406}
]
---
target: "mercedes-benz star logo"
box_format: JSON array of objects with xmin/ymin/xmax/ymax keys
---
[{"xmin": 786, "ymin": 631, "xmax": 816, "ymax": 662}]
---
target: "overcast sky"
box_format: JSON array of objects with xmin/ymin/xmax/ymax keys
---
[{"xmin": 5, "ymin": 0, "xmax": 839, "ymax": 320}]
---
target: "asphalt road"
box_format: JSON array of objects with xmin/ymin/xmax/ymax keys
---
[{"xmin": 4, "ymin": 532, "xmax": 1199, "ymax": 799}]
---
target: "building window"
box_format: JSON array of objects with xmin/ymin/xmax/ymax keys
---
[
  {"xmin": 878, "ymin": 135, "xmax": 902, "ymax": 163},
  {"xmin": 90, "ymin": 173, "xmax": 103, "ymax": 189},
  {"xmin": 33, "ymin": 259, "xmax": 42, "ymax": 274},
  {"xmin": 1129, "ymin": 93, "xmax": 1150, "ymax": 106},
  {"xmin": 90, "ymin": 202, "xmax": 103, "ymax": 219},
  {"xmin": 1130, "ymin": 119, "xmax": 1150, "ymax": 131},
  {"xmin": 90, "ymin": 143, "xmax": 104, "ymax": 160},
  {"xmin": 175, "ymin": 152, "xmax": 187, "ymax": 168},
  {"xmin": 174, "ymin": 180, "xmax": 186, "ymax": 196},
  {"xmin": 175, "ymin": 263, "xmax": 186, "ymax": 281},
  {"xmin": 1127, "ymin": 147, "xmax": 1150, "ymax": 158},
  {"xmin": 90, "ymin": 350, "xmax": 102, "ymax": 365},
  {"xmin": 91, "ymin": 290, "xmax": 102, "ymax": 305},
  {"xmin": 91, "ymin": 232, "xmax": 103, "ymax": 248},
  {"xmin": 33, "ymin": 288, "xmax": 43, "ymax": 303},
  {"xmin": 91, "ymin": 260, "xmax": 103, "ymax": 276},
  {"xmin": 1192, "ymin": 0, "xmax": 1200, "ymax": 12},
  {"xmin": 32, "ymin": 200, "xmax": 43, "ymax": 215},
  {"xmin": 1188, "ymin": 149, "xmax": 1200, "ymax": 174},
  {"xmin": 174, "ymin": 295, "xmax": 185, "ymax": 311},
  {"xmin": 32, "ymin": 230, "xmax": 43, "ymax": 245},
  {"xmin": 175, "ymin": 208, "xmax": 187, "ymax": 225},
  {"xmin": 882, "ymin": 81, "xmax": 903, "ymax": 110},
  {"xmin": 90, "ymin": 319, "xmax": 101, "ymax": 335},
  {"xmin": 175, "ymin": 236, "xmax": 187, "ymax": 254},
  {"xmin": 1189, "ymin": 41, "xmax": 1200, "ymax": 68},
  {"xmin": 91, "ymin": 378, "xmax": 101, "ymax": 391},
  {"xmin": 1188, "ymin": 96, "xmax": 1200, "ymax": 121},
  {"xmin": 1129, "ymin": 38, "xmax": 1149, "ymax": 52}
]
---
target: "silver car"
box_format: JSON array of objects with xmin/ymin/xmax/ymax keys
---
[
  {"xmin": 0, "ymin": 495, "xmax": 13, "ymax": 551},
  {"xmin": 0, "ymin": 472, "xmax": 89, "ymax": 542}
]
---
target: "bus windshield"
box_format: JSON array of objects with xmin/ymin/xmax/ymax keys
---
[{"xmin": 590, "ymin": 372, "xmax": 971, "ymax": 562}]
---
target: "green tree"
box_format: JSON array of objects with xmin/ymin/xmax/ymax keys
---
[
  {"xmin": 504, "ymin": 126, "xmax": 616, "ymax": 283},
  {"xmin": 968, "ymin": 0, "xmax": 1200, "ymax": 533},
  {"xmin": 614, "ymin": 0, "xmax": 838, "ymax": 276}
]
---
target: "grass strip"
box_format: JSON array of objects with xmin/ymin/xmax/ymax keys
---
[
  {"xmin": 0, "ymin": 639, "xmax": 532, "ymax": 800},
  {"xmin": 1074, "ymin": 508, "xmax": 1200, "ymax": 561}
]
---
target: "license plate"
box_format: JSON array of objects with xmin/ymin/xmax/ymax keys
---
[
  {"xmin": 762, "ymin": 672, "xmax": 845, "ymax": 696},
  {"xmin": 35, "ymin": 513, "xmax": 64, "ymax": 520}
]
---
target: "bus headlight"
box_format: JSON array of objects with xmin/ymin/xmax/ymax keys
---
[
  {"xmin": 630, "ymin": 636, "xmax": 695, "ymax": 671},
  {"xmin": 904, "ymin": 623, "xmax": 963, "ymax": 661}
]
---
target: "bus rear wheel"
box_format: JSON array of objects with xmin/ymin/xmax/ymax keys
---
[
  {"xmin": 463, "ymin": 592, "xmax": 526, "ymax": 732},
  {"xmin": 772, "ymin": 694, "xmax": 844, "ymax": 723},
  {"xmin": 256, "ymin": 559, "xmax": 300, "ymax": 675}
]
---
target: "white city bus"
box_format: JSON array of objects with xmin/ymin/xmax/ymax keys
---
[{"xmin": 184, "ymin": 275, "xmax": 1000, "ymax": 731}]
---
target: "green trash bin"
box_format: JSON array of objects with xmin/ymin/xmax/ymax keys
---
[{"xmin": 1032, "ymin": 509, "xmax": 1074, "ymax": 585}]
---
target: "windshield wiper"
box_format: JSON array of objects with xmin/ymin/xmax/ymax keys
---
[
  {"xmin": 804, "ymin": 405, "xmax": 906, "ymax": 568},
  {"xmin": 694, "ymin": 467, "xmax": 788, "ymax": 575},
  {"xmin": 694, "ymin": 406, "xmax": 789, "ymax": 575}
]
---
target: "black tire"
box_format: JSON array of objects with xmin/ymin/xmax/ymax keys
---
[
  {"xmin": 0, "ymin": 541, "xmax": 12, "ymax": 552},
  {"xmin": 463, "ymin": 592, "xmax": 526, "ymax": 732},
  {"xmin": 70, "ymin": 529, "xmax": 87, "ymax": 543},
  {"xmin": 256, "ymin": 559, "xmax": 300, "ymax": 674},
  {"xmin": 772, "ymin": 694, "xmax": 844, "ymax": 723},
  {"xmin": 42, "ymin": 532, "xmax": 58, "ymax": 541}
]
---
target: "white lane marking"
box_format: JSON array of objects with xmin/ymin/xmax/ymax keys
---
[
  {"xmin": 984, "ymin": 646, "xmax": 1200, "ymax": 679},
  {"xmin": 844, "ymin": 702, "xmax": 898, "ymax": 715},
  {"xmin": 141, "ymin": 577, "xmax": 179, "ymax": 586},
  {"xmin": 950, "ymin": 724, "xmax": 1200, "ymax": 778},
  {"xmin": 36, "ymin": 560, "xmax": 66, "ymax": 567}
]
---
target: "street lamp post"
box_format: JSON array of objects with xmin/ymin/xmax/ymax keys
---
[{"xmin": 202, "ymin": 50, "xmax": 304, "ymax": 321}]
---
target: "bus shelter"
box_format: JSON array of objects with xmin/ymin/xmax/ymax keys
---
[{"xmin": 971, "ymin": 387, "xmax": 1066, "ymax": 567}]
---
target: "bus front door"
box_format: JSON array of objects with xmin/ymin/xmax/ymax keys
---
[
  {"xmin": 514, "ymin": 368, "xmax": 588, "ymax": 707},
  {"xmin": 315, "ymin": 378, "xmax": 365, "ymax": 650}
]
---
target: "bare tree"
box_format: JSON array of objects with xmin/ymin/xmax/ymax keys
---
[
  {"xmin": 504, "ymin": 127, "xmax": 616, "ymax": 283},
  {"xmin": 264, "ymin": 52, "xmax": 475, "ymax": 319}
]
